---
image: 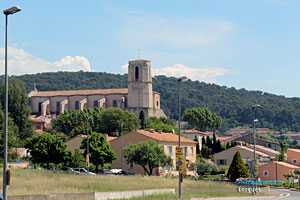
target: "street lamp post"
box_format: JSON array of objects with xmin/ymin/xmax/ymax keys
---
[
  {"xmin": 2, "ymin": 6, "xmax": 21, "ymax": 200},
  {"xmin": 177, "ymin": 76, "xmax": 187, "ymax": 199},
  {"xmin": 252, "ymin": 104, "xmax": 260, "ymax": 161},
  {"xmin": 120, "ymin": 123, "xmax": 123, "ymax": 170},
  {"xmin": 86, "ymin": 116, "xmax": 89, "ymax": 173}
]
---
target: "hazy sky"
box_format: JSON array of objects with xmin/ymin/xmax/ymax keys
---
[{"xmin": 1, "ymin": 0, "xmax": 300, "ymax": 97}]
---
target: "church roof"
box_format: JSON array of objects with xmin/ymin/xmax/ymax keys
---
[{"xmin": 30, "ymin": 88, "xmax": 128, "ymax": 97}]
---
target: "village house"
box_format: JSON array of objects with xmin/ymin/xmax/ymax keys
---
[
  {"xmin": 258, "ymin": 161, "xmax": 300, "ymax": 181},
  {"xmin": 182, "ymin": 129, "xmax": 214, "ymax": 150},
  {"xmin": 245, "ymin": 144, "xmax": 279, "ymax": 159},
  {"xmin": 30, "ymin": 115, "xmax": 53, "ymax": 134},
  {"xmin": 65, "ymin": 134, "xmax": 117, "ymax": 153},
  {"xmin": 287, "ymin": 148, "xmax": 300, "ymax": 167},
  {"xmin": 231, "ymin": 133, "xmax": 279, "ymax": 151},
  {"xmin": 110, "ymin": 129, "xmax": 197, "ymax": 176},
  {"xmin": 213, "ymin": 145, "xmax": 272, "ymax": 166},
  {"xmin": 217, "ymin": 136, "xmax": 233, "ymax": 145}
]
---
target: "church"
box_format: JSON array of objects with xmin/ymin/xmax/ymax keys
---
[{"xmin": 28, "ymin": 60, "xmax": 166, "ymax": 120}]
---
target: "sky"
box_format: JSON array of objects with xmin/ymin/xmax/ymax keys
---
[{"xmin": 0, "ymin": 0, "xmax": 300, "ymax": 97}]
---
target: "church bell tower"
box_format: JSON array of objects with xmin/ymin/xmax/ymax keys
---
[{"xmin": 127, "ymin": 60, "xmax": 153, "ymax": 118}]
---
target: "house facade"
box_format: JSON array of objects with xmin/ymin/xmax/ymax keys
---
[
  {"xmin": 110, "ymin": 129, "xmax": 197, "ymax": 176},
  {"xmin": 182, "ymin": 129, "xmax": 213, "ymax": 150},
  {"xmin": 213, "ymin": 145, "xmax": 271, "ymax": 166},
  {"xmin": 287, "ymin": 148, "xmax": 300, "ymax": 167},
  {"xmin": 258, "ymin": 161, "xmax": 300, "ymax": 181}
]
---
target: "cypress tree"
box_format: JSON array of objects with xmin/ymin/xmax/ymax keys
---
[
  {"xmin": 206, "ymin": 136, "xmax": 213, "ymax": 149},
  {"xmin": 227, "ymin": 151, "xmax": 250, "ymax": 182},
  {"xmin": 212, "ymin": 133, "xmax": 217, "ymax": 154},
  {"xmin": 201, "ymin": 136, "xmax": 206, "ymax": 146},
  {"xmin": 215, "ymin": 139, "xmax": 222, "ymax": 153},
  {"xmin": 226, "ymin": 142, "xmax": 230, "ymax": 149}
]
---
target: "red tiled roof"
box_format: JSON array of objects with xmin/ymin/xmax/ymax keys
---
[
  {"xmin": 137, "ymin": 130, "xmax": 196, "ymax": 144},
  {"xmin": 287, "ymin": 148, "xmax": 300, "ymax": 153},
  {"xmin": 260, "ymin": 161, "xmax": 300, "ymax": 169},
  {"xmin": 107, "ymin": 136, "xmax": 117, "ymax": 142},
  {"xmin": 246, "ymin": 144, "xmax": 280, "ymax": 156},
  {"xmin": 30, "ymin": 88, "xmax": 128, "ymax": 97},
  {"xmin": 217, "ymin": 136, "xmax": 233, "ymax": 141},
  {"xmin": 182, "ymin": 129, "xmax": 213, "ymax": 136}
]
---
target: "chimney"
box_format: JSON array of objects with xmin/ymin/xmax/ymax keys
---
[
  {"xmin": 158, "ymin": 129, "xmax": 162, "ymax": 134},
  {"xmin": 150, "ymin": 129, "xmax": 155, "ymax": 133}
]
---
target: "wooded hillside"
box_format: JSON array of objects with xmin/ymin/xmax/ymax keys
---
[{"xmin": 5, "ymin": 71, "xmax": 300, "ymax": 132}]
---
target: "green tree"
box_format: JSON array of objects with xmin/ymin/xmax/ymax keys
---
[
  {"xmin": 0, "ymin": 78, "xmax": 33, "ymax": 140},
  {"xmin": 53, "ymin": 107, "xmax": 140, "ymax": 137},
  {"xmin": 195, "ymin": 162, "xmax": 218, "ymax": 176},
  {"xmin": 80, "ymin": 132, "xmax": 117, "ymax": 172},
  {"xmin": 24, "ymin": 133, "xmax": 71, "ymax": 167},
  {"xmin": 200, "ymin": 145, "xmax": 212, "ymax": 159},
  {"xmin": 146, "ymin": 116, "xmax": 178, "ymax": 133},
  {"xmin": 183, "ymin": 107, "xmax": 222, "ymax": 131},
  {"xmin": 97, "ymin": 108, "xmax": 140, "ymax": 136},
  {"xmin": 227, "ymin": 151, "xmax": 250, "ymax": 182},
  {"xmin": 123, "ymin": 140, "xmax": 172, "ymax": 176},
  {"xmin": 0, "ymin": 104, "xmax": 19, "ymax": 157},
  {"xmin": 278, "ymin": 142, "xmax": 287, "ymax": 161}
]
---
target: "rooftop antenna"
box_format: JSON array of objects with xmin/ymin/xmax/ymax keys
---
[
  {"xmin": 34, "ymin": 81, "xmax": 37, "ymax": 92},
  {"xmin": 137, "ymin": 47, "xmax": 142, "ymax": 60}
]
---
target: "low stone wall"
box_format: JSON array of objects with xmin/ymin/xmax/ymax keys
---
[{"xmin": 7, "ymin": 188, "xmax": 175, "ymax": 200}]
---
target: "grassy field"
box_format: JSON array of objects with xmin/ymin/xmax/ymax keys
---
[{"xmin": 1, "ymin": 168, "xmax": 252, "ymax": 199}]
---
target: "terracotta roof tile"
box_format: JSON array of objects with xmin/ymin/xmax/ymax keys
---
[
  {"xmin": 246, "ymin": 144, "xmax": 280, "ymax": 156},
  {"xmin": 287, "ymin": 148, "xmax": 300, "ymax": 153},
  {"xmin": 137, "ymin": 130, "xmax": 196, "ymax": 144},
  {"xmin": 30, "ymin": 88, "xmax": 128, "ymax": 97},
  {"xmin": 182, "ymin": 129, "xmax": 213, "ymax": 136},
  {"xmin": 217, "ymin": 136, "xmax": 233, "ymax": 141},
  {"xmin": 107, "ymin": 136, "xmax": 117, "ymax": 142},
  {"xmin": 260, "ymin": 161, "xmax": 300, "ymax": 169}
]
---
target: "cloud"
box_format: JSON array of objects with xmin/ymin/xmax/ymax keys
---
[
  {"xmin": 0, "ymin": 47, "xmax": 93, "ymax": 75},
  {"xmin": 121, "ymin": 63, "xmax": 228, "ymax": 84}
]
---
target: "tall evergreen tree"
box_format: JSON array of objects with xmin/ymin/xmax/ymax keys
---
[
  {"xmin": 201, "ymin": 136, "xmax": 206, "ymax": 147},
  {"xmin": 212, "ymin": 133, "xmax": 217, "ymax": 153},
  {"xmin": 227, "ymin": 151, "xmax": 250, "ymax": 182},
  {"xmin": 226, "ymin": 142, "xmax": 230, "ymax": 149},
  {"xmin": 206, "ymin": 136, "xmax": 213, "ymax": 149},
  {"xmin": 215, "ymin": 140, "xmax": 222, "ymax": 153},
  {"xmin": 0, "ymin": 78, "xmax": 33, "ymax": 140}
]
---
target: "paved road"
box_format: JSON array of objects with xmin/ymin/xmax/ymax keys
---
[{"xmin": 191, "ymin": 188, "xmax": 300, "ymax": 200}]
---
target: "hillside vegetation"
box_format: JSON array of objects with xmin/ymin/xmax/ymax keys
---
[{"xmin": 5, "ymin": 71, "xmax": 300, "ymax": 132}]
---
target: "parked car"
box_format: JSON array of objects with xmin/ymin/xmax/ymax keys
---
[
  {"xmin": 117, "ymin": 170, "xmax": 134, "ymax": 175},
  {"xmin": 73, "ymin": 168, "xmax": 96, "ymax": 175},
  {"xmin": 97, "ymin": 169, "xmax": 113, "ymax": 175},
  {"xmin": 61, "ymin": 167, "xmax": 74, "ymax": 172},
  {"xmin": 110, "ymin": 169, "xmax": 122, "ymax": 174}
]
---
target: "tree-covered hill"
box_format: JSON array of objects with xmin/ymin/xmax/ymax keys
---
[{"xmin": 5, "ymin": 71, "xmax": 300, "ymax": 132}]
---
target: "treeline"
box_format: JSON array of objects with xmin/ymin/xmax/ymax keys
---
[{"xmin": 5, "ymin": 71, "xmax": 300, "ymax": 132}]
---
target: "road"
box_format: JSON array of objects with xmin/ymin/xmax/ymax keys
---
[{"xmin": 191, "ymin": 188, "xmax": 300, "ymax": 200}]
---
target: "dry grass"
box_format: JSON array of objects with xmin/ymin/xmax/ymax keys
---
[{"xmin": 1, "ymin": 168, "xmax": 250, "ymax": 199}]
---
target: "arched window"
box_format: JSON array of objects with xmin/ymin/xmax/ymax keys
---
[
  {"xmin": 135, "ymin": 66, "xmax": 139, "ymax": 81},
  {"xmin": 157, "ymin": 101, "xmax": 159, "ymax": 107}
]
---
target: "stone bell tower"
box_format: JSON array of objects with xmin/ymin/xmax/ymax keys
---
[{"xmin": 127, "ymin": 60, "xmax": 153, "ymax": 118}]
